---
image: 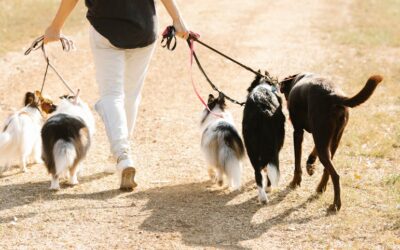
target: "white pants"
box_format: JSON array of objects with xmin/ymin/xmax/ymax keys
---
[{"xmin": 89, "ymin": 26, "xmax": 156, "ymax": 162}]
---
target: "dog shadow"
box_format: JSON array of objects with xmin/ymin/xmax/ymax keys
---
[
  {"xmin": 128, "ymin": 181, "xmax": 321, "ymax": 249},
  {"xmin": 0, "ymin": 171, "xmax": 117, "ymax": 216}
]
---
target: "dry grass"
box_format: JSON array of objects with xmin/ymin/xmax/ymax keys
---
[
  {"xmin": 0, "ymin": 0, "xmax": 399, "ymax": 249},
  {"xmin": 0, "ymin": 0, "xmax": 86, "ymax": 56}
]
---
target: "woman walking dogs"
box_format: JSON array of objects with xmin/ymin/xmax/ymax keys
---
[{"xmin": 43, "ymin": 0, "xmax": 189, "ymax": 191}]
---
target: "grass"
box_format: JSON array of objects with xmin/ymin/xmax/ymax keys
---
[
  {"xmin": 330, "ymin": 0, "xmax": 400, "ymax": 47},
  {"xmin": 316, "ymin": 1, "xmax": 400, "ymax": 246},
  {"xmin": 318, "ymin": 0, "xmax": 400, "ymax": 162},
  {"xmin": 0, "ymin": 0, "xmax": 86, "ymax": 56}
]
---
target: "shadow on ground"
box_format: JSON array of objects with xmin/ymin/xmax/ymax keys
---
[
  {"xmin": 0, "ymin": 171, "xmax": 116, "ymax": 216},
  {"xmin": 129, "ymin": 181, "xmax": 322, "ymax": 249}
]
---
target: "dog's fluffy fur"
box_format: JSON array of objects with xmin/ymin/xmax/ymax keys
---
[
  {"xmin": 0, "ymin": 92, "xmax": 43, "ymax": 173},
  {"xmin": 242, "ymin": 75, "xmax": 285, "ymax": 203},
  {"xmin": 280, "ymin": 73, "xmax": 383, "ymax": 211},
  {"xmin": 200, "ymin": 93, "xmax": 245, "ymax": 191},
  {"xmin": 41, "ymin": 95, "xmax": 95, "ymax": 190}
]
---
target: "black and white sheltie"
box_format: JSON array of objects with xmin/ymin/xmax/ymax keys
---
[
  {"xmin": 242, "ymin": 75, "xmax": 285, "ymax": 203},
  {"xmin": 41, "ymin": 94, "xmax": 95, "ymax": 190},
  {"xmin": 0, "ymin": 92, "xmax": 43, "ymax": 173},
  {"xmin": 200, "ymin": 93, "xmax": 245, "ymax": 191}
]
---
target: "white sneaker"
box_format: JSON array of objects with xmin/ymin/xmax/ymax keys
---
[{"xmin": 117, "ymin": 154, "xmax": 137, "ymax": 191}]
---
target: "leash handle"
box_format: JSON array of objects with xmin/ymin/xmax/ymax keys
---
[
  {"xmin": 24, "ymin": 35, "xmax": 74, "ymax": 56},
  {"xmin": 24, "ymin": 35, "xmax": 76, "ymax": 95},
  {"xmin": 161, "ymin": 26, "xmax": 177, "ymax": 51}
]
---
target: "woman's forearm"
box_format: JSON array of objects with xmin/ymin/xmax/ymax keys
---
[
  {"xmin": 160, "ymin": 0, "xmax": 189, "ymax": 38},
  {"xmin": 44, "ymin": 0, "xmax": 79, "ymax": 43},
  {"xmin": 50, "ymin": 0, "xmax": 80, "ymax": 30},
  {"xmin": 160, "ymin": 0, "xmax": 182, "ymax": 21}
]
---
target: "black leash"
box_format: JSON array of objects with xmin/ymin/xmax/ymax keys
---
[
  {"xmin": 187, "ymin": 39, "xmax": 246, "ymax": 106},
  {"xmin": 24, "ymin": 35, "xmax": 76, "ymax": 95},
  {"xmin": 161, "ymin": 26, "xmax": 278, "ymax": 106}
]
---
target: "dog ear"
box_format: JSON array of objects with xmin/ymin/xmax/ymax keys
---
[
  {"xmin": 73, "ymin": 89, "xmax": 80, "ymax": 104},
  {"xmin": 279, "ymin": 74, "xmax": 299, "ymax": 93},
  {"xmin": 207, "ymin": 94, "xmax": 215, "ymax": 104},
  {"xmin": 217, "ymin": 92, "xmax": 225, "ymax": 102},
  {"xmin": 217, "ymin": 92, "xmax": 226, "ymax": 109},
  {"xmin": 24, "ymin": 92, "xmax": 36, "ymax": 106}
]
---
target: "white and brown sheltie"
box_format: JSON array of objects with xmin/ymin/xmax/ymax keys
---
[
  {"xmin": 200, "ymin": 93, "xmax": 244, "ymax": 191},
  {"xmin": 41, "ymin": 93, "xmax": 95, "ymax": 190},
  {"xmin": 0, "ymin": 92, "xmax": 44, "ymax": 173}
]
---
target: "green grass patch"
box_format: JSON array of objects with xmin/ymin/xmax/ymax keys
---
[{"xmin": 0, "ymin": 0, "xmax": 86, "ymax": 56}]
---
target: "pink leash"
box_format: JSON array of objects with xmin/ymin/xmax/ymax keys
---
[{"xmin": 188, "ymin": 33, "xmax": 223, "ymax": 118}]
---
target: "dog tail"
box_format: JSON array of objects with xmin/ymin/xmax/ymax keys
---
[
  {"xmin": 53, "ymin": 139, "xmax": 76, "ymax": 176},
  {"xmin": 338, "ymin": 75, "xmax": 383, "ymax": 108},
  {"xmin": 0, "ymin": 117, "xmax": 19, "ymax": 151},
  {"xmin": 0, "ymin": 131, "xmax": 12, "ymax": 149},
  {"xmin": 224, "ymin": 157, "xmax": 242, "ymax": 191},
  {"xmin": 267, "ymin": 163, "xmax": 280, "ymax": 187}
]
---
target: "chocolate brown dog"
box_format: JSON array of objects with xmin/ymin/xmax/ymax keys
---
[{"xmin": 280, "ymin": 73, "xmax": 383, "ymax": 211}]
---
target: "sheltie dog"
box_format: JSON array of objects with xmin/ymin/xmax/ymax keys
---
[
  {"xmin": 200, "ymin": 93, "xmax": 244, "ymax": 191},
  {"xmin": 41, "ymin": 93, "xmax": 95, "ymax": 190},
  {"xmin": 0, "ymin": 92, "xmax": 46, "ymax": 173},
  {"xmin": 242, "ymin": 75, "xmax": 285, "ymax": 203}
]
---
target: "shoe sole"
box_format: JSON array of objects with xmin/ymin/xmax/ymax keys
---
[{"xmin": 120, "ymin": 167, "xmax": 138, "ymax": 191}]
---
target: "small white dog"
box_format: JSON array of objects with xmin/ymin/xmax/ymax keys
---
[
  {"xmin": 200, "ymin": 93, "xmax": 245, "ymax": 191},
  {"xmin": 41, "ymin": 92, "xmax": 95, "ymax": 190},
  {"xmin": 0, "ymin": 92, "xmax": 43, "ymax": 173}
]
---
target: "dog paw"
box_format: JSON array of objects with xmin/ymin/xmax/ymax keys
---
[
  {"xmin": 217, "ymin": 180, "xmax": 223, "ymax": 187},
  {"xmin": 289, "ymin": 181, "xmax": 301, "ymax": 189},
  {"xmin": 316, "ymin": 185, "xmax": 327, "ymax": 194},
  {"xmin": 259, "ymin": 196, "xmax": 269, "ymax": 205},
  {"xmin": 33, "ymin": 159, "xmax": 44, "ymax": 165},
  {"xmin": 49, "ymin": 186, "xmax": 60, "ymax": 191},
  {"xmin": 265, "ymin": 186, "xmax": 272, "ymax": 193},
  {"xmin": 258, "ymin": 187, "xmax": 268, "ymax": 204},
  {"xmin": 327, "ymin": 204, "xmax": 340, "ymax": 213},
  {"xmin": 306, "ymin": 163, "xmax": 316, "ymax": 176},
  {"xmin": 68, "ymin": 178, "xmax": 79, "ymax": 186}
]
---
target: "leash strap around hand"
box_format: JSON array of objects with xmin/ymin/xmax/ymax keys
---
[{"xmin": 24, "ymin": 35, "xmax": 76, "ymax": 95}]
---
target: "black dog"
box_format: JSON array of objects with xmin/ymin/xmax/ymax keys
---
[
  {"xmin": 280, "ymin": 73, "xmax": 382, "ymax": 211},
  {"xmin": 242, "ymin": 75, "xmax": 285, "ymax": 203}
]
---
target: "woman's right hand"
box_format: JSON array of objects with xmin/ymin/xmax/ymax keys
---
[{"xmin": 44, "ymin": 26, "xmax": 61, "ymax": 44}]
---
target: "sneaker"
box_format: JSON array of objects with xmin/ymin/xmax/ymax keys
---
[
  {"xmin": 120, "ymin": 167, "xmax": 137, "ymax": 191},
  {"xmin": 117, "ymin": 154, "xmax": 137, "ymax": 191}
]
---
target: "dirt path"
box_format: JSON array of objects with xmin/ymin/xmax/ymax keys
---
[{"xmin": 1, "ymin": 0, "xmax": 399, "ymax": 249}]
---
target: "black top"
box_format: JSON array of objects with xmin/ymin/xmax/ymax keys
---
[{"xmin": 85, "ymin": 0, "xmax": 158, "ymax": 49}]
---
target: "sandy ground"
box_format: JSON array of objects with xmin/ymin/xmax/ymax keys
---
[{"xmin": 0, "ymin": 0, "xmax": 399, "ymax": 249}]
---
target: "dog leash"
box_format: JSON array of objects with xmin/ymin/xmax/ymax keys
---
[
  {"xmin": 162, "ymin": 26, "xmax": 223, "ymax": 117},
  {"xmin": 161, "ymin": 26, "xmax": 279, "ymax": 107},
  {"xmin": 24, "ymin": 35, "xmax": 77, "ymax": 96},
  {"xmin": 188, "ymin": 35, "xmax": 223, "ymax": 118}
]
